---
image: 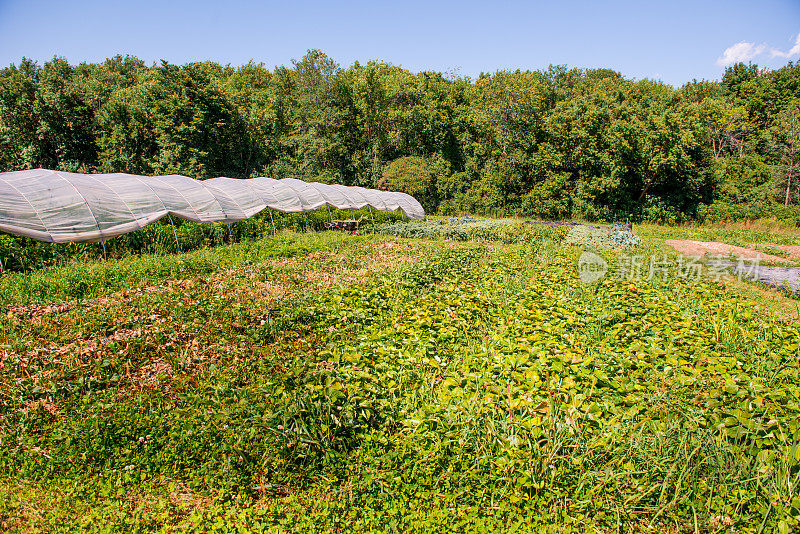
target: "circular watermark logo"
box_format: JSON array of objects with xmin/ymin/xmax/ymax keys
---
[{"xmin": 578, "ymin": 251, "xmax": 608, "ymax": 284}]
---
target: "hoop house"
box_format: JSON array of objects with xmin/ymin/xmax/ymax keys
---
[{"xmin": 0, "ymin": 169, "xmax": 425, "ymax": 243}]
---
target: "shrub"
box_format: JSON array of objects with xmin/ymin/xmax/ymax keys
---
[
  {"xmin": 702, "ymin": 201, "xmax": 800, "ymax": 225},
  {"xmin": 521, "ymin": 172, "xmax": 572, "ymax": 219},
  {"xmin": 378, "ymin": 157, "xmax": 438, "ymax": 213},
  {"xmin": 640, "ymin": 195, "xmax": 683, "ymax": 225}
]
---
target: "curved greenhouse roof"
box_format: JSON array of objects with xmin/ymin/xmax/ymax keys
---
[{"xmin": 0, "ymin": 169, "xmax": 425, "ymax": 243}]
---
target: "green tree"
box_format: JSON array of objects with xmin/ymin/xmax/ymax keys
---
[
  {"xmin": 378, "ymin": 156, "xmax": 438, "ymax": 212},
  {"xmin": 97, "ymin": 61, "xmax": 250, "ymax": 178},
  {"xmin": 0, "ymin": 58, "xmax": 40, "ymax": 170},
  {"xmin": 771, "ymin": 100, "xmax": 800, "ymax": 205},
  {"xmin": 0, "ymin": 52, "xmax": 789, "ymax": 221}
]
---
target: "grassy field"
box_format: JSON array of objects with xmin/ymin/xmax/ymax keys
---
[{"xmin": 1, "ymin": 222, "xmax": 799, "ymax": 533}]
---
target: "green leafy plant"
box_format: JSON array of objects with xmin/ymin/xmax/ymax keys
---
[{"xmin": 2, "ymin": 226, "xmax": 800, "ymax": 532}]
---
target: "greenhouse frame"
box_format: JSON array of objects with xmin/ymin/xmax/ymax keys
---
[{"xmin": 0, "ymin": 169, "xmax": 425, "ymax": 244}]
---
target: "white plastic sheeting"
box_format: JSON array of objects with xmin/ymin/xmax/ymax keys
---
[{"xmin": 0, "ymin": 169, "xmax": 425, "ymax": 243}]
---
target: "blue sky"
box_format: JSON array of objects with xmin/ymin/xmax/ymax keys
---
[{"xmin": 0, "ymin": 0, "xmax": 798, "ymax": 87}]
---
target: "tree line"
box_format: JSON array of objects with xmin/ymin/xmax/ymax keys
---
[{"xmin": 0, "ymin": 50, "xmax": 798, "ymax": 222}]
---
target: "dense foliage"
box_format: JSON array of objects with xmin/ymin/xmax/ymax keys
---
[
  {"xmin": 1, "ymin": 52, "xmax": 798, "ymax": 222},
  {"xmin": 2, "ymin": 229, "xmax": 800, "ymax": 532}
]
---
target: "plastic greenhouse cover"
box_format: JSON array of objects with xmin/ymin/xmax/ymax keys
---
[{"xmin": 0, "ymin": 169, "xmax": 426, "ymax": 243}]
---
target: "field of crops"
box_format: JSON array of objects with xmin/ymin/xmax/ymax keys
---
[{"xmin": 2, "ymin": 221, "xmax": 800, "ymax": 533}]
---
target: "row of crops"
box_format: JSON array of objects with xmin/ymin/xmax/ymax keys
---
[
  {"xmin": 378, "ymin": 218, "xmax": 641, "ymax": 249},
  {"xmin": 2, "ymin": 227, "xmax": 799, "ymax": 532}
]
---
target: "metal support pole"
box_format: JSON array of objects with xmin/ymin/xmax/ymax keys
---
[
  {"xmin": 167, "ymin": 213, "xmax": 180, "ymax": 253},
  {"xmin": 326, "ymin": 204, "xmax": 333, "ymax": 222},
  {"xmin": 269, "ymin": 209, "xmax": 276, "ymax": 235},
  {"xmin": 303, "ymin": 212, "xmax": 309, "ymax": 232},
  {"xmin": 101, "ymin": 240, "xmax": 107, "ymax": 261},
  {"xmin": 227, "ymin": 222, "xmax": 233, "ymax": 243},
  {"xmin": 368, "ymin": 205, "xmax": 375, "ymax": 231}
]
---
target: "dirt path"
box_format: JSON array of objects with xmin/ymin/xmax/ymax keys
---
[
  {"xmin": 664, "ymin": 239, "xmax": 800, "ymax": 294},
  {"xmin": 664, "ymin": 239, "xmax": 792, "ymax": 263}
]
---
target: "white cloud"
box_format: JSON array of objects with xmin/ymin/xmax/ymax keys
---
[
  {"xmin": 716, "ymin": 41, "xmax": 767, "ymax": 67},
  {"xmin": 770, "ymin": 32, "xmax": 800, "ymax": 58}
]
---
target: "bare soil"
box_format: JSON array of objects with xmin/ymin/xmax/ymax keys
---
[
  {"xmin": 664, "ymin": 239, "xmax": 800, "ymax": 295},
  {"xmin": 664, "ymin": 239, "xmax": 792, "ymax": 263}
]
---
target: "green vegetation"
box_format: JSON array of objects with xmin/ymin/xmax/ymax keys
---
[
  {"xmin": 377, "ymin": 156, "xmax": 439, "ymax": 214},
  {"xmin": 1, "ymin": 53, "xmax": 799, "ymax": 223},
  {"xmin": 0, "ymin": 207, "xmax": 402, "ymax": 273},
  {"xmin": 2, "ymin": 43, "xmax": 800, "ymax": 534},
  {"xmin": 378, "ymin": 218, "xmax": 568, "ymax": 243},
  {"xmin": 753, "ymin": 244, "xmax": 792, "ymax": 259},
  {"xmin": 636, "ymin": 223, "xmax": 800, "ymax": 249},
  {"xmin": 562, "ymin": 224, "xmax": 641, "ymax": 250},
  {"xmin": 2, "ymin": 225, "xmax": 800, "ymax": 532},
  {"xmin": 0, "ymin": 232, "xmax": 352, "ymax": 305}
]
